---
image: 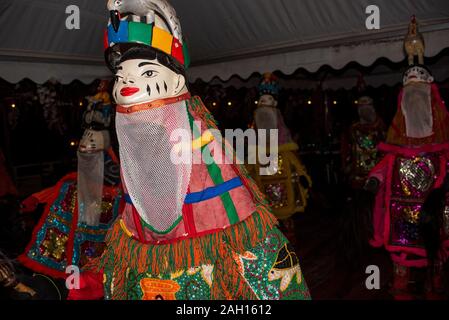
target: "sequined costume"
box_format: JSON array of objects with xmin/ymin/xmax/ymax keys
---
[
  {"xmin": 19, "ymin": 84, "xmax": 121, "ymax": 279},
  {"xmin": 18, "ymin": 151, "xmax": 122, "ymax": 279},
  {"xmin": 342, "ymin": 115, "xmax": 386, "ymax": 189},
  {"xmin": 369, "ymin": 82, "xmax": 449, "ymax": 269},
  {"xmin": 247, "ymin": 74, "xmax": 312, "ymax": 220}
]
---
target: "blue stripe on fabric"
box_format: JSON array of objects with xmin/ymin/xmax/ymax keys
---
[
  {"xmin": 123, "ymin": 177, "xmax": 243, "ymax": 205},
  {"xmin": 184, "ymin": 177, "xmax": 243, "ymax": 204}
]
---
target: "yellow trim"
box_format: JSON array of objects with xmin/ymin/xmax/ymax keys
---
[
  {"xmin": 192, "ymin": 130, "xmax": 215, "ymax": 150},
  {"xmin": 119, "ymin": 219, "xmax": 134, "ymax": 238},
  {"xmin": 278, "ymin": 142, "xmax": 299, "ymax": 153},
  {"xmin": 256, "ymin": 142, "xmax": 299, "ymax": 154}
]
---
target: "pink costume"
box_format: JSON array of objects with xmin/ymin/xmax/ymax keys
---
[{"xmin": 369, "ymin": 82, "xmax": 449, "ymax": 268}]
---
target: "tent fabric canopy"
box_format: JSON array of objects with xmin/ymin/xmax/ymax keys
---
[{"xmin": 0, "ymin": 0, "xmax": 448, "ymax": 85}]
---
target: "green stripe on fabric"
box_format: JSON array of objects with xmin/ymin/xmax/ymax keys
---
[
  {"xmin": 204, "ymin": 153, "xmax": 240, "ymax": 225},
  {"xmin": 188, "ymin": 107, "xmax": 240, "ymax": 225},
  {"xmin": 139, "ymin": 215, "xmax": 183, "ymax": 235}
]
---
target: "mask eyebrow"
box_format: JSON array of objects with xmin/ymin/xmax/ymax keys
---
[{"xmin": 138, "ymin": 62, "xmax": 159, "ymax": 67}]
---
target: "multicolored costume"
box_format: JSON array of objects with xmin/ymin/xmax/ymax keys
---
[
  {"xmin": 342, "ymin": 96, "xmax": 386, "ymax": 189},
  {"xmin": 70, "ymin": 0, "xmax": 310, "ymax": 300},
  {"xmin": 19, "ymin": 88, "xmax": 122, "ymax": 279},
  {"xmin": 248, "ymin": 73, "xmax": 311, "ymax": 219},
  {"xmin": 368, "ymin": 45, "xmax": 449, "ymax": 298}
]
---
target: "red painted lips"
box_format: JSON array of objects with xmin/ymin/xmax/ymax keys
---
[{"xmin": 120, "ymin": 87, "xmax": 140, "ymax": 96}]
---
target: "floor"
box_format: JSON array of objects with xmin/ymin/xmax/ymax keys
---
[{"xmin": 291, "ymin": 190, "xmax": 394, "ymax": 300}]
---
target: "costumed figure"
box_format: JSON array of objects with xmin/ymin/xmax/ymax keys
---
[
  {"xmin": 247, "ymin": 73, "xmax": 312, "ymax": 245},
  {"xmin": 342, "ymin": 96, "xmax": 386, "ymax": 189},
  {"xmin": 83, "ymin": 80, "xmax": 113, "ymax": 131},
  {"xmin": 18, "ymin": 86, "xmax": 122, "ymax": 280},
  {"xmin": 69, "ymin": 0, "xmax": 310, "ymax": 300},
  {"xmin": 366, "ymin": 17, "xmax": 449, "ymax": 299}
]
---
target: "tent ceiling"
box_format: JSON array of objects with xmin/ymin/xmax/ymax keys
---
[
  {"xmin": 204, "ymin": 49, "xmax": 449, "ymax": 90},
  {"xmin": 0, "ymin": 0, "xmax": 448, "ymax": 84}
]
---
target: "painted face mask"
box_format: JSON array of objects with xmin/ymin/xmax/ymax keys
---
[
  {"xmin": 401, "ymin": 82, "xmax": 433, "ymax": 139},
  {"xmin": 113, "ymin": 59, "xmax": 186, "ymax": 106},
  {"xmin": 114, "ymin": 59, "xmax": 191, "ymax": 233},
  {"xmin": 258, "ymin": 94, "xmax": 277, "ymax": 108}
]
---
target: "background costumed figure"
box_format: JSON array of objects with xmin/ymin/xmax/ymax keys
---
[
  {"xmin": 69, "ymin": 0, "xmax": 310, "ymax": 300},
  {"xmin": 341, "ymin": 94, "xmax": 386, "ymax": 263},
  {"xmin": 341, "ymin": 96, "xmax": 386, "ymax": 190},
  {"xmin": 366, "ymin": 17, "xmax": 449, "ymax": 300},
  {"xmin": 18, "ymin": 85, "xmax": 122, "ymax": 280},
  {"xmin": 247, "ymin": 73, "xmax": 312, "ymax": 246}
]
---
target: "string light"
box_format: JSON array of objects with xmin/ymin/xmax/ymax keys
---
[
  {"xmin": 11, "ymin": 103, "xmax": 16, "ymax": 109},
  {"xmin": 333, "ymin": 100, "xmax": 337, "ymax": 105},
  {"xmin": 212, "ymin": 102, "xmax": 217, "ymax": 107},
  {"xmin": 354, "ymin": 100, "xmax": 359, "ymax": 104},
  {"xmin": 228, "ymin": 102, "xmax": 232, "ymax": 106},
  {"xmin": 307, "ymin": 100, "xmax": 312, "ymax": 105},
  {"xmin": 70, "ymin": 141, "xmax": 76, "ymax": 147},
  {"xmin": 254, "ymin": 101, "xmax": 258, "ymax": 105},
  {"xmin": 79, "ymin": 102, "xmax": 83, "ymax": 106}
]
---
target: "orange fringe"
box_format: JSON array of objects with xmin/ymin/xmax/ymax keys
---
[{"xmin": 84, "ymin": 207, "xmax": 277, "ymax": 300}]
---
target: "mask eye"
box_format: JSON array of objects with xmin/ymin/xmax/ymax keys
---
[
  {"xmin": 142, "ymin": 70, "xmax": 158, "ymax": 78},
  {"xmin": 114, "ymin": 75, "xmax": 123, "ymax": 82}
]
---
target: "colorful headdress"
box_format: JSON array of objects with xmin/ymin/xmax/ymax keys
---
[
  {"xmin": 258, "ymin": 73, "xmax": 280, "ymax": 98},
  {"xmin": 104, "ymin": 0, "xmax": 190, "ymax": 71}
]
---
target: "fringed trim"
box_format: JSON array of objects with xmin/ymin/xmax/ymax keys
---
[
  {"xmin": 84, "ymin": 207, "xmax": 277, "ymax": 300},
  {"xmin": 211, "ymin": 242, "xmax": 259, "ymax": 300}
]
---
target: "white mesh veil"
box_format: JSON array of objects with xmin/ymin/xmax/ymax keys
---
[
  {"xmin": 115, "ymin": 100, "xmax": 192, "ymax": 232},
  {"xmin": 401, "ymin": 83, "xmax": 433, "ymax": 139},
  {"xmin": 255, "ymin": 106, "xmax": 278, "ymax": 132},
  {"xmin": 255, "ymin": 106, "xmax": 293, "ymax": 145},
  {"xmin": 77, "ymin": 151, "xmax": 104, "ymax": 226}
]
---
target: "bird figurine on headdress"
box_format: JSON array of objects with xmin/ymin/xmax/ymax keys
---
[
  {"xmin": 404, "ymin": 15, "xmax": 425, "ymax": 65},
  {"xmin": 107, "ymin": 0, "xmax": 182, "ymax": 41}
]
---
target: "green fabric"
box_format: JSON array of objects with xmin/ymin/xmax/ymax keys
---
[
  {"xmin": 139, "ymin": 215, "xmax": 183, "ymax": 235},
  {"xmin": 128, "ymin": 22, "xmax": 153, "ymax": 45},
  {"xmin": 103, "ymin": 227, "xmax": 310, "ymax": 300},
  {"xmin": 183, "ymin": 43, "xmax": 190, "ymax": 68}
]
